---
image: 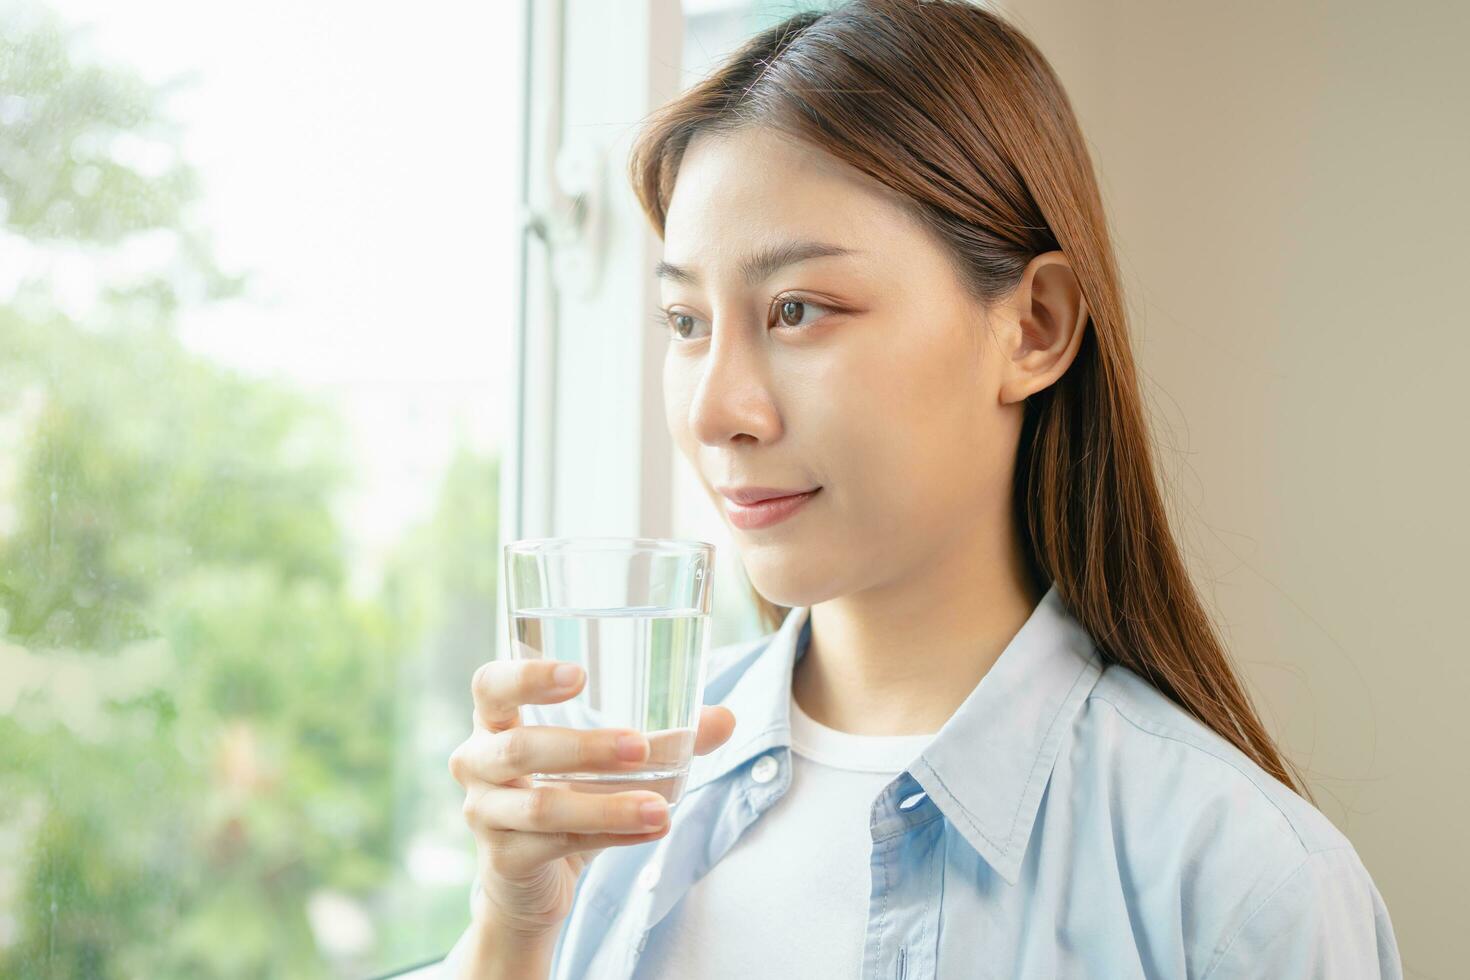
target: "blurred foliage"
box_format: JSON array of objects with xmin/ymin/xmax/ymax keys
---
[{"xmin": 0, "ymin": 2, "xmax": 496, "ymax": 976}]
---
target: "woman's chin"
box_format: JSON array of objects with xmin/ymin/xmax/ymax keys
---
[{"xmin": 739, "ymin": 559, "xmax": 838, "ymax": 610}]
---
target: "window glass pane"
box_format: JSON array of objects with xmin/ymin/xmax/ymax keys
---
[{"xmin": 0, "ymin": 0, "xmax": 517, "ymax": 975}]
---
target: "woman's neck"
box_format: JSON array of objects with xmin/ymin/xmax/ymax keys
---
[{"xmin": 791, "ymin": 542, "xmax": 1041, "ymax": 737}]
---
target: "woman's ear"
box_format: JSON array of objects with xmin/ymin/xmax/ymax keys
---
[{"xmin": 996, "ymin": 251, "xmax": 1089, "ymax": 405}]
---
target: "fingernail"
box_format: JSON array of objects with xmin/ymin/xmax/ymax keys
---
[
  {"xmin": 641, "ymin": 800, "xmax": 668, "ymax": 825},
  {"xmin": 616, "ymin": 733, "xmax": 648, "ymax": 761},
  {"xmin": 553, "ymin": 664, "xmax": 582, "ymax": 687}
]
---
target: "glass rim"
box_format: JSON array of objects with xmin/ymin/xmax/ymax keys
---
[{"xmin": 503, "ymin": 535, "xmax": 714, "ymax": 557}]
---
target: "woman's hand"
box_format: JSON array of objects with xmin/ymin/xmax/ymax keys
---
[{"xmin": 449, "ymin": 658, "xmax": 737, "ymax": 941}]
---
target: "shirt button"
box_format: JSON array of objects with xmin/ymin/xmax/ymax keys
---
[
  {"xmin": 751, "ymin": 754, "xmax": 778, "ymax": 784},
  {"xmin": 637, "ymin": 861, "xmax": 661, "ymax": 890}
]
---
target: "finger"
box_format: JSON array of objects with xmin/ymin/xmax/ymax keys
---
[
  {"xmin": 470, "ymin": 658, "xmax": 585, "ymax": 733},
  {"xmin": 449, "ymin": 724, "xmax": 652, "ymax": 787},
  {"xmin": 468, "ymin": 783, "xmax": 671, "ymax": 837},
  {"xmin": 479, "ymin": 823, "xmax": 671, "ymax": 881},
  {"xmin": 693, "ymin": 705, "xmax": 736, "ymax": 756}
]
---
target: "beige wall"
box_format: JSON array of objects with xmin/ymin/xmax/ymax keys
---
[{"xmin": 1002, "ymin": 0, "xmax": 1466, "ymax": 974}]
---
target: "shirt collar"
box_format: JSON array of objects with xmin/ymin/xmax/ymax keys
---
[{"xmin": 685, "ymin": 581, "xmax": 1103, "ymax": 886}]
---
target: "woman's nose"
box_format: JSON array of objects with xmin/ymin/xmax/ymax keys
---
[{"xmin": 685, "ymin": 331, "xmax": 782, "ymax": 447}]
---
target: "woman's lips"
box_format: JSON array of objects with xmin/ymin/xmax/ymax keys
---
[{"xmin": 724, "ymin": 488, "xmax": 821, "ymax": 530}]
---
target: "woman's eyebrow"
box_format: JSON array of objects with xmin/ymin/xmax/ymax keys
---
[{"xmin": 654, "ymin": 240, "xmax": 861, "ymax": 287}]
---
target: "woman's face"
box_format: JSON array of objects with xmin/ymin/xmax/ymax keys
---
[{"xmin": 658, "ymin": 126, "xmax": 1027, "ymax": 607}]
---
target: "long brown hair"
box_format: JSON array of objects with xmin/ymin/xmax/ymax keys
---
[{"xmin": 627, "ymin": 0, "xmax": 1314, "ymax": 804}]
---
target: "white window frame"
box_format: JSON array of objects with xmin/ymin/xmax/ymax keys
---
[
  {"xmin": 498, "ymin": 0, "xmax": 687, "ymax": 648},
  {"xmin": 502, "ymin": 0, "xmax": 779, "ymax": 655}
]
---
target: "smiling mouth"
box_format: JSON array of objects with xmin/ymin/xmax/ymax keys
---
[{"xmin": 722, "ymin": 487, "xmax": 821, "ymax": 530}]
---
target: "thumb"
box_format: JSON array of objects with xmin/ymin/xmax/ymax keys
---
[{"xmin": 693, "ymin": 705, "xmax": 736, "ymax": 756}]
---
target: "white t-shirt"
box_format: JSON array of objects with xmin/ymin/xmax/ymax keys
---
[{"xmin": 636, "ymin": 688, "xmax": 940, "ymax": 978}]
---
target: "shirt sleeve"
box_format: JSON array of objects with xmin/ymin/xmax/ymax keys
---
[
  {"xmin": 1198, "ymin": 845, "xmax": 1403, "ymax": 980},
  {"xmin": 425, "ymin": 882, "xmax": 481, "ymax": 977},
  {"xmin": 435, "ymin": 931, "xmax": 470, "ymax": 978}
]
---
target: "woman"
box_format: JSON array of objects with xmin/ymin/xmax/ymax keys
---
[{"xmin": 445, "ymin": 1, "xmax": 1402, "ymax": 976}]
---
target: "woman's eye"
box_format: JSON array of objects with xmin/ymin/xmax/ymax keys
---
[
  {"xmin": 654, "ymin": 298, "xmax": 831, "ymax": 341},
  {"xmin": 667, "ymin": 311, "xmax": 704, "ymax": 340},
  {"xmin": 774, "ymin": 299, "xmax": 826, "ymax": 329}
]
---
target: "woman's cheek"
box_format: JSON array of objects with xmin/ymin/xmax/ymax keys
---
[{"xmin": 663, "ymin": 359, "xmax": 694, "ymax": 441}]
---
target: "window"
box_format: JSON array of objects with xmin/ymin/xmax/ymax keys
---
[{"xmin": 0, "ymin": 0, "xmax": 522, "ymax": 974}]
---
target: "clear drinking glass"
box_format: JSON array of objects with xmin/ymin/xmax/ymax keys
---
[{"xmin": 503, "ymin": 536, "xmax": 716, "ymax": 808}]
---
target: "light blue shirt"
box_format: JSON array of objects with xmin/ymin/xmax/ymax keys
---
[{"xmin": 456, "ymin": 582, "xmax": 1403, "ymax": 978}]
